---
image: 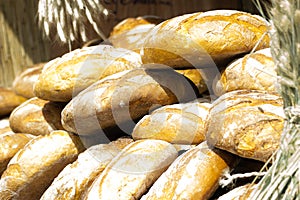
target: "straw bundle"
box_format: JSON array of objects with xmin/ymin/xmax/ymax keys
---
[
  {"xmin": 37, "ymin": 0, "xmax": 110, "ymax": 44},
  {"xmin": 251, "ymin": 0, "xmax": 300, "ymax": 199}
]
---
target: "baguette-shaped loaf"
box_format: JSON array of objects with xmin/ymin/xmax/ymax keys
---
[
  {"xmin": 141, "ymin": 142, "xmax": 236, "ymax": 200},
  {"xmin": 9, "ymin": 97, "xmax": 65, "ymax": 136},
  {"xmin": 84, "ymin": 139, "xmax": 178, "ymax": 200},
  {"xmin": 206, "ymin": 90, "xmax": 285, "ymax": 162},
  {"xmin": 0, "ymin": 133, "xmax": 35, "ymax": 176},
  {"xmin": 12, "ymin": 63, "xmax": 44, "ymax": 98},
  {"xmin": 62, "ymin": 68, "xmax": 198, "ymax": 135},
  {"xmin": 141, "ymin": 10, "xmax": 269, "ymax": 68},
  {"xmin": 0, "ymin": 119, "xmax": 11, "ymax": 135},
  {"xmin": 132, "ymin": 101, "xmax": 212, "ymax": 144},
  {"xmin": 34, "ymin": 45, "xmax": 142, "ymax": 102},
  {"xmin": 214, "ymin": 48, "xmax": 276, "ymax": 96},
  {"xmin": 109, "ymin": 16, "xmax": 162, "ymax": 51},
  {"xmin": 0, "ymin": 130, "xmax": 85, "ymax": 200},
  {"xmin": 218, "ymin": 184, "xmax": 256, "ymax": 200},
  {"xmin": 0, "ymin": 87, "xmax": 27, "ymax": 117},
  {"xmin": 40, "ymin": 138, "xmax": 133, "ymax": 200}
]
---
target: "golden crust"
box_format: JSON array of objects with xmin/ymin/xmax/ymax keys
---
[
  {"xmin": 214, "ymin": 48, "xmax": 276, "ymax": 96},
  {"xmin": 0, "ymin": 87, "xmax": 27, "ymax": 117},
  {"xmin": 141, "ymin": 10, "xmax": 270, "ymax": 68},
  {"xmin": 62, "ymin": 68, "xmax": 198, "ymax": 135},
  {"xmin": 9, "ymin": 97, "xmax": 65, "ymax": 136},
  {"xmin": 12, "ymin": 63, "xmax": 44, "ymax": 99},
  {"xmin": 132, "ymin": 101, "xmax": 212, "ymax": 144},
  {"xmin": 0, "ymin": 133, "xmax": 35, "ymax": 176},
  {"xmin": 34, "ymin": 45, "xmax": 142, "ymax": 102},
  {"xmin": 141, "ymin": 142, "xmax": 236, "ymax": 200},
  {"xmin": 110, "ymin": 16, "xmax": 163, "ymax": 37},
  {"xmin": 206, "ymin": 90, "xmax": 284, "ymax": 162},
  {"xmin": 40, "ymin": 137, "xmax": 133, "ymax": 200},
  {"xmin": 84, "ymin": 139, "xmax": 178, "ymax": 200},
  {"xmin": 0, "ymin": 130, "xmax": 85, "ymax": 200}
]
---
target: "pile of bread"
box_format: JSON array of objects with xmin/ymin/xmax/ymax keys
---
[{"xmin": 0, "ymin": 10, "xmax": 284, "ymax": 200}]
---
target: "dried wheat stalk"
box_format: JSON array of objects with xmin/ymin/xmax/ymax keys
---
[
  {"xmin": 37, "ymin": 0, "xmax": 110, "ymax": 43},
  {"xmin": 251, "ymin": 0, "xmax": 300, "ymax": 199}
]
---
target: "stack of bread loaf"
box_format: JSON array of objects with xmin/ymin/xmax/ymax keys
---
[{"xmin": 0, "ymin": 9, "xmax": 283, "ymax": 199}]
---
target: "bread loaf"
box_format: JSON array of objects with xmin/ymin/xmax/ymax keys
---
[
  {"xmin": 141, "ymin": 142, "xmax": 237, "ymax": 200},
  {"xmin": 12, "ymin": 63, "xmax": 44, "ymax": 98},
  {"xmin": 0, "ymin": 130, "xmax": 85, "ymax": 200},
  {"xmin": 218, "ymin": 184, "xmax": 256, "ymax": 200},
  {"xmin": 132, "ymin": 101, "xmax": 212, "ymax": 144},
  {"xmin": 9, "ymin": 97, "xmax": 65, "ymax": 136},
  {"xmin": 84, "ymin": 139, "xmax": 178, "ymax": 200},
  {"xmin": 110, "ymin": 16, "xmax": 162, "ymax": 37},
  {"xmin": 109, "ymin": 16, "xmax": 162, "ymax": 51},
  {"xmin": 40, "ymin": 138, "xmax": 133, "ymax": 200},
  {"xmin": 0, "ymin": 87, "xmax": 27, "ymax": 117},
  {"xmin": 62, "ymin": 68, "xmax": 198, "ymax": 135},
  {"xmin": 0, "ymin": 119, "xmax": 12, "ymax": 135},
  {"xmin": 206, "ymin": 90, "xmax": 285, "ymax": 162},
  {"xmin": 34, "ymin": 45, "xmax": 142, "ymax": 102},
  {"xmin": 214, "ymin": 48, "xmax": 277, "ymax": 96},
  {"xmin": 141, "ymin": 10, "xmax": 270, "ymax": 68},
  {"xmin": 0, "ymin": 133, "xmax": 35, "ymax": 176},
  {"xmin": 175, "ymin": 69, "xmax": 208, "ymax": 94}
]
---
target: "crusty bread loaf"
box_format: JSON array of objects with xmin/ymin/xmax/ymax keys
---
[
  {"xmin": 0, "ymin": 133, "xmax": 35, "ymax": 176},
  {"xmin": 0, "ymin": 87, "xmax": 27, "ymax": 117},
  {"xmin": 109, "ymin": 16, "xmax": 162, "ymax": 51},
  {"xmin": 9, "ymin": 97, "xmax": 65, "ymax": 136},
  {"xmin": 218, "ymin": 184, "xmax": 256, "ymax": 200},
  {"xmin": 62, "ymin": 68, "xmax": 198, "ymax": 135},
  {"xmin": 132, "ymin": 101, "xmax": 212, "ymax": 144},
  {"xmin": 40, "ymin": 137, "xmax": 133, "ymax": 200},
  {"xmin": 141, "ymin": 10, "xmax": 270, "ymax": 68},
  {"xmin": 34, "ymin": 45, "xmax": 142, "ymax": 102},
  {"xmin": 214, "ymin": 48, "xmax": 277, "ymax": 96},
  {"xmin": 110, "ymin": 16, "xmax": 162, "ymax": 37},
  {"xmin": 12, "ymin": 63, "xmax": 44, "ymax": 98},
  {"xmin": 0, "ymin": 130, "xmax": 85, "ymax": 200},
  {"xmin": 141, "ymin": 141, "xmax": 237, "ymax": 200},
  {"xmin": 175, "ymin": 69, "xmax": 208, "ymax": 94},
  {"xmin": 206, "ymin": 90, "xmax": 285, "ymax": 162},
  {"xmin": 84, "ymin": 139, "xmax": 178, "ymax": 200},
  {"xmin": 0, "ymin": 118, "xmax": 12, "ymax": 135}
]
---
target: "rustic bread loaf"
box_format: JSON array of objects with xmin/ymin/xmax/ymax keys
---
[
  {"xmin": 132, "ymin": 101, "xmax": 212, "ymax": 144},
  {"xmin": 206, "ymin": 90, "xmax": 285, "ymax": 162},
  {"xmin": 141, "ymin": 10, "xmax": 270, "ymax": 68},
  {"xmin": 110, "ymin": 16, "xmax": 162, "ymax": 37},
  {"xmin": 0, "ymin": 133, "xmax": 35, "ymax": 176},
  {"xmin": 34, "ymin": 45, "xmax": 142, "ymax": 102},
  {"xmin": 62, "ymin": 68, "xmax": 198, "ymax": 135},
  {"xmin": 175, "ymin": 69, "xmax": 208, "ymax": 94},
  {"xmin": 9, "ymin": 97, "xmax": 65, "ymax": 136},
  {"xmin": 84, "ymin": 139, "xmax": 178, "ymax": 200},
  {"xmin": 141, "ymin": 141, "xmax": 237, "ymax": 200},
  {"xmin": 0, "ymin": 130, "xmax": 85, "ymax": 200},
  {"xmin": 218, "ymin": 184, "xmax": 256, "ymax": 200},
  {"xmin": 0, "ymin": 87, "xmax": 27, "ymax": 117},
  {"xmin": 40, "ymin": 137, "xmax": 133, "ymax": 200},
  {"xmin": 12, "ymin": 63, "xmax": 44, "ymax": 99},
  {"xmin": 109, "ymin": 16, "xmax": 162, "ymax": 51},
  {"xmin": 0, "ymin": 118, "xmax": 12, "ymax": 135},
  {"xmin": 214, "ymin": 48, "xmax": 277, "ymax": 96}
]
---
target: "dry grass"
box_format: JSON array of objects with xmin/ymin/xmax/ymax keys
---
[{"xmin": 251, "ymin": 0, "xmax": 300, "ymax": 199}]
